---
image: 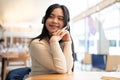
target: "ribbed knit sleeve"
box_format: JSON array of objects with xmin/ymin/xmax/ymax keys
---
[
  {"xmin": 50, "ymin": 42, "xmax": 67, "ymax": 73},
  {"xmin": 62, "ymin": 41, "xmax": 73, "ymax": 73}
]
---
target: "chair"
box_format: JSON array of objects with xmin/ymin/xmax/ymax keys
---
[
  {"xmin": 81, "ymin": 53, "xmax": 92, "ymax": 71},
  {"xmin": 105, "ymin": 55, "xmax": 120, "ymax": 71},
  {"xmin": 91, "ymin": 54, "xmax": 106, "ymax": 70},
  {"xmin": 3, "ymin": 51, "xmax": 30, "ymax": 80},
  {"xmin": 6, "ymin": 67, "xmax": 31, "ymax": 80}
]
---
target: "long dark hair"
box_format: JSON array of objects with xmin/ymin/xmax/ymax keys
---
[
  {"xmin": 31, "ymin": 4, "xmax": 70, "ymax": 41},
  {"xmin": 31, "ymin": 3, "xmax": 75, "ymax": 71}
]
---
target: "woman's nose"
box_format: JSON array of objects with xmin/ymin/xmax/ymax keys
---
[{"xmin": 52, "ymin": 18, "xmax": 58, "ymax": 23}]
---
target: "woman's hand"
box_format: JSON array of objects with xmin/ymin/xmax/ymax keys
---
[{"xmin": 50, "ymin": 27, "xmax": 71, "ymax": 42}]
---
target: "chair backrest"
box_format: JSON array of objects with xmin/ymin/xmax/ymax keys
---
[
  {"xmin": 92, "ymin": 54, "xmax": 106, "ymax": 70},
  {"xmin": 83, "ymin": 53, "xmax": 92, "ymax": 64},
  {"xmin": 105, "ymin": 55, "xmax": 120, "ymax": 71},
  {"xmin": 8, "ymin": 52, "xmax": 30, "ymax": 66}
]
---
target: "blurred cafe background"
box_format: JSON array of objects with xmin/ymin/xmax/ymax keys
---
[{"xmin": 0, "ymin": 0, "xmax": 120, "ymax": 78}]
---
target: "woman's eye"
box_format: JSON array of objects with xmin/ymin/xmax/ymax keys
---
[
  {"xmin": 49, "ymin": 15, "xmax": 54, "ymax": 18},
  {"xmin": 48, "ymin": 15, "xmax": 64, "ymax": 21},
  {"xmin": 58, "ymin": 17, "xmax": 64, "ymax": 21}
]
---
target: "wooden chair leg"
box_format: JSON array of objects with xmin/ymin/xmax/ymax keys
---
[
  {"xmin": 1, "ymin": 58, "xmax": 8, "ymax": 80},
  {"xmin": 3, "ymin": 60, "xmax": 7, "ymax": 80}
]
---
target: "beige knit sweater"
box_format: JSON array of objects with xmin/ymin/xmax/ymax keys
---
[{"xmin": 29, "ymin": 38, "xmax": 73, "ymax": 76}]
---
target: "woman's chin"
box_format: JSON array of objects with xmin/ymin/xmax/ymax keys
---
[{"xmin": 51, "ymin": 30, "xmax": 57, "ymax": 33}]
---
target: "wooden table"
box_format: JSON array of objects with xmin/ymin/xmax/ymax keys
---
[
  {"xmin": 0, "ymin": 53, "xmax": 19, "ymax": 80},
  {"xmin": 25, "ymin": 72, "xmax": 120, "ymax": 80}
]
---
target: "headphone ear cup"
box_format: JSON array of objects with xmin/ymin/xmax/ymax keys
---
[
  {"xmin": 42, "ymin": 17, "xmax": 45, "ymax": 24},
  {"xmin": 66, "ymin": 23, "xmax": 70, "ymax": 31}
]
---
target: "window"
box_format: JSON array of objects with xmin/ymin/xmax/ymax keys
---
[{"xmin": 109, "ymin": 40, "xmax": 116, "ymax": 47}]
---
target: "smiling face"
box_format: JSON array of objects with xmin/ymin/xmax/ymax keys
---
[{"xmin": 45, "ymin": 8, "xmax": 64, "ymax": 34}]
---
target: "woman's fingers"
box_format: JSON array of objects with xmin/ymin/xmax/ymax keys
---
[
  {"xmin": 51, "ymin": 27, "xmax": 69, "ymax": 41},
  {"xmin": 60, "ymin": 30, "xmax": 68, "ymax": 37},
  {"xmin": 52, "ymin": 27, "xmax": 66, "ymax": 36}
]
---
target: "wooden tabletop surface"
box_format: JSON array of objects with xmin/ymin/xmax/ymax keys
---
[{"xmin": 25, "ymin": 72, "xmax": 120, "ymax": 80}]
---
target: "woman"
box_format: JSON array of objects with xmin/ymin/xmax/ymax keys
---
[{"xmin": 29, "ymin": 3, "xmax": 74, "ymax": 76}]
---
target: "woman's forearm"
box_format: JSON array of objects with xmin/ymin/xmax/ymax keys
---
[{"xmin": 63, "ymin": 41, "xmax": 73, "ymax": 72}]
